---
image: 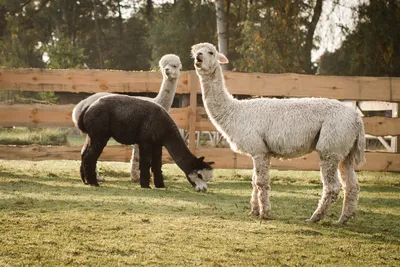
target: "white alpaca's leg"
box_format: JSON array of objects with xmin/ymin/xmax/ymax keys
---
[
  {"xmin": 130, "ymin": 144, "xmax": 140, "ymax": 182},
  {"xmin": 252, "ymin": 155, "xmax": 271, "ymax": 219},
  {"xmin": 308, "ymin": 156, "xmax": 340, "ymax": 223},
  {"xmin": 337, "ymin": 158, "xmax": 360, "ymax": 224},
  {"xmin": 250, "ymin": 170, "xmax": 259, "ymax": 216}
]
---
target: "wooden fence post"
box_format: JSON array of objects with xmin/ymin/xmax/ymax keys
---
[
  {"xmin": 392, "ymin": 103, "xmax": 399, "ymax": 152},
  {"xmin": 188, "ymin": 71, "xmax": 197, "ymax": 152}
]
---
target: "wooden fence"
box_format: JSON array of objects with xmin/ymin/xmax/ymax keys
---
[{"xmin": 0, "ymin": 67, "xmax": 400, "ymax": 171}]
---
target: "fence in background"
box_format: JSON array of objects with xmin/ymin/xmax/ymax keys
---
[{"xmin": 0, "ymin": 67, "xmax": 399, "ymax": 171}]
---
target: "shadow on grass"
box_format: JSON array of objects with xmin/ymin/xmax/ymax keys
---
[{"xmin": 1, "ymin": 169, "xmax": 399, "ymax": 247}]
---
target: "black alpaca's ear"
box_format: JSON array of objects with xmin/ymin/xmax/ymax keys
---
[
  {"xmin": 198, "ymin": 156, "xmax": 205, "ymax": 162},
  {"xmin": 207, "ymin": 161, "xmax": 215, "ymax": 165}
]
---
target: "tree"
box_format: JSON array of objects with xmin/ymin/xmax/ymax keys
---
[
  {"xmin": 319, "ymin": 0, "xmax": 400, "ymax": 77},
  {"xmin": 234, "ymin": 0, "xmax": 312, "ymax": 73},
  {"xmin": 216, "ymin": 0, "xmax": 229, "ymax": 70},
  {"xmin": 303, "ymin": 0, "xmax": 323, "ymax": 73},
  {"xmin": 147, "ymin": 0, "xmax": 216, "ymax": 70}
]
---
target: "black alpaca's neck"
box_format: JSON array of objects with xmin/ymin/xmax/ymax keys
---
[{"xmin": 163, "ymin": 123, "xmax": 197, "ymax": 174}]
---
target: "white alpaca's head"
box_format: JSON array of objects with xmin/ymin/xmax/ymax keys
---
[
  {"xmin": 191, "ymin": 43, "xmax": 228, "ymax": 75},
  {"xmin": 159, "ymin": 54, "xmax": 182, "ymax": 80}
]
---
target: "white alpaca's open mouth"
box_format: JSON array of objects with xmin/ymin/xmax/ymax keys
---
[{"xmin": 195, "ymin": 60, "xmax": 202, "ymax": 68}]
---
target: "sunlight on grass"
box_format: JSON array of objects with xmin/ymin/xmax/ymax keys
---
[{"xmin": 0, "ymin": 160, "xmax": 399, "ymax": 266}]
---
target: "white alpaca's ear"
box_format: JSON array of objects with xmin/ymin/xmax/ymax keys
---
[{"xmin": 217, "ymin": 53, "xmax": 229, "ymax": 64}]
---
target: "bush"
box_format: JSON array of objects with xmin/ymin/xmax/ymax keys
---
[{"xmin": 0, "ymin": 128, "xmax": 69, "ymax": 146}]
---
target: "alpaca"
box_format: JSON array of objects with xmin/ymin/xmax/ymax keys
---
[
  {"xmin": 72, "ymin": 54, "xmax": 182, "ymax": 182},
  {"xmin": 191, "ymin": 42, "xmax": 366, "ymax": 224},
  {"xmin": 75, "ymin": 94, "xmax": 213, "ymax": 191}
]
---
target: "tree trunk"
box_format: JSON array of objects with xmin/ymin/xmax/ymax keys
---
[
  {"xmin": 146, "ymin": 0, "xmax": 153, "ymax": 22},
  {"xmin": 92, "ymin": 0, "xmax": 103, "ymax": 69},
  {"xmin": 117, "ymin": 0, "xmax": 123, "ymax": 68},
  {"xmin": 303, "ymin": 0, "xmax": 323, "ymax": 74},
  {"xmin": 216, "ymin": 0, "xmax": 229, "ymax": 70}
]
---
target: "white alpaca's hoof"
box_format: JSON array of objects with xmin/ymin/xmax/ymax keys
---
[
  {"xmin": 249, "ymin": 209, "xmax": 260, "ymax": 217},
  {"xmin": 259, "ymin": 212, "xmax": 271, "ymax": 220},
  {"xmin": 334, "ymin": 217, "xmax": 349, "ymax": 226},
  {"xmin": 96, "ymin": 173, "xmax": 105, "ymax": 182},
  {"xmin": 306, "ymin": 217, "xmax": 321, "ymax": 223}
]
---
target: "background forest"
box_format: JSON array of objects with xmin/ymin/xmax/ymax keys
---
[{"xmin": 0, "ymin": 0, "xmax": 399, "ymax": 76}]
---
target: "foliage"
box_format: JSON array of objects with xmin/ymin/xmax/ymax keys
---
[
  {"xmin": 0, "ymin": 90, "xmax": 58, "ymax": 104},
  {"xmin": 233, "ymin": 0, "xmax": 317, "ymax": 73},
  {"xmin": 0, "ymin": 0, "xmax": 398, "ymax": 78},
  {"xmin": 46, "ymin": 37, "xmax": 87, "ymax": 69},
  {"xmin": 319, "ymin": 0, "xmax": 400, "ymax": 76},
  {"xmin": 148, "ymin": 0, "xmax": 217, "ymax": 70},
  {"xmin": 0, "ymin": 127, "xmax": 68, "ymax": 146},
  {"xmin": 0, "ymin": 161, "xmax": 399, "ymax": 266}
]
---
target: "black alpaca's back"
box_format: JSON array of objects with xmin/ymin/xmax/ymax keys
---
[{"xmin": 80, "ymin": 94, "xmax": 173, "ymax": 146}]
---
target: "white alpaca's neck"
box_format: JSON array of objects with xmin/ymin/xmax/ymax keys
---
[
  {"xmin": 198, "ymin": 66, "xmax": 235, "ymax": 127},
  {"xmin": 153, "ymin": 78, "xmax": 178, "ymax": 111}
]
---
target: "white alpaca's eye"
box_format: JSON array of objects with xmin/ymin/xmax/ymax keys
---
[
  {"xmin": 208, "ymin": 51, "xmax": 214, "ymax": 55},
  {"xmin": 198, "ymin": 173, "xmax": 203, "ymax": 179},
  {"xmin": 171, "ymin": 65, "xmax": 177, "ymax": 68}
]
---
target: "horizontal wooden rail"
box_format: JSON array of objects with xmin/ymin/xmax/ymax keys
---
[
  {"xmin": 1, "ymin": 104, "xmax": 400, "ymax": 136},
  {"xmin": 0, "ymin": 68, "xmax": 190, "ymax": 94},
  {"xmin": 0, "ymin": 104, "xmax": 191, "ymax": 130},
  {"xmin": 0, "ymin": 145, "xmax": 398, "ymax": 171},
  {"xmin": 1, "ymin": 68, "xmax": 400, "ymax": 101},
  {"xmin": 222, "ymin": 72, "xmax": 400, "ymax": 101}
]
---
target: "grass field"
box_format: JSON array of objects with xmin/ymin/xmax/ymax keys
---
[{"xmin": 0, "ymin": 160, "xmax": 399, "ymax": 266}]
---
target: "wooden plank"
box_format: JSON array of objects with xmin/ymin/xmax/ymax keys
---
[
  {"xmin": 0, "ymin": 145, "xmax": 399, "ymax": 172},
  {"xmin": 195, "ymin": 115, "xmax": 400, "ymax": 137},
  {"xmin": 0, "ymin": 104, "xmax": 75, "ymax": 128},
  {"xmin": 392, "ymin": 103, "xmax": 399, "ymax": 152},
  {"xmin": 2, "ymin": 68, "xmax": 400, "ymax": 101},
  {"xmin": 221, "ymin": 72, "xmax": 400, "ymax": 101},
  {"xmin": 1, "ymin": 104, "xmax": 400, "ymax": 136},
  {"xmin": 362, "ymin": 117, "xmax": 400, "ymax": 136},
  {"xmin": 0, "ymin": 68, "xmax": 190, "ymax": 94},
  {"xmin": 0, "ymin": 104, "xmax": 190, "ymax": 129},
  {"xmin": 358, "ymin": 101, "xmax": 395, "ymax": 111}
]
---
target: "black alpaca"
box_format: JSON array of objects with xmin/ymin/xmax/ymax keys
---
[{"xmin": 76, "ymin": 94, "xmax": 213, "ymax": 191}]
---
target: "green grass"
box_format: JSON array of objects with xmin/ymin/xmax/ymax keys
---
[
  {"xmin": 0, "ymin": 160, "xmax": 399, "ymax": 266},
  {"xmin": 68, "ymin": 134, "xmax": 120, "ymax": 146},
  {"xmin": 0, "ymin": 128, "xmax": 68, "ymax": 146}
]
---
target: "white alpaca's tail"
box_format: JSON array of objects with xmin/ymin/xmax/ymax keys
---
[
  {"xmin": 72, "ymin": 106, "xmax": 79, "ymax": 128},
  {"xmin": 352, "ymin": 118, "xmax": 366, "ymax": 168}
]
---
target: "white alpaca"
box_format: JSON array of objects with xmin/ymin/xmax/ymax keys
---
[
  {"xmin": 72, "ymin": 54, "xmax": 182, "ymax": 182},
  {"xmin": 191, "ymin": 43, "xmax": 366, "ymax": 224},
  {"xmin": 130, "ymin": 54, "xmax": 182, "ymax": 181}
]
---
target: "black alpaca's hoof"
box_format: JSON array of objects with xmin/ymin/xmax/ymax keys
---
[
  {"xmin": 154, "ymin": 184, "xmax": 165, "ymax": 188},
  {"xmin": 89, "ymin": 183, "xmax": 100, "ymax": 187},
  {"xmin": 140, "ymin": 185, "xmax": 151, "ymax": 189}
]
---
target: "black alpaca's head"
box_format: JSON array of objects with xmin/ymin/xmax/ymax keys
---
[{"xmin": 186, "ymin": 156, "xmax": 214, "ymax": 192}]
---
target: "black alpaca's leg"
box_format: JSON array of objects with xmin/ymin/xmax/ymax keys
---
[
  {"xmin": 151, "ymin": 145, "xmax": 165, "ymax": 188},
  {"xmin": 139, "ymin": 143, "xmax": 152, "ymax": 189},
  {"xmin": 82, "ymin": 138, "xmax": 108, "ymax": 186}
]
